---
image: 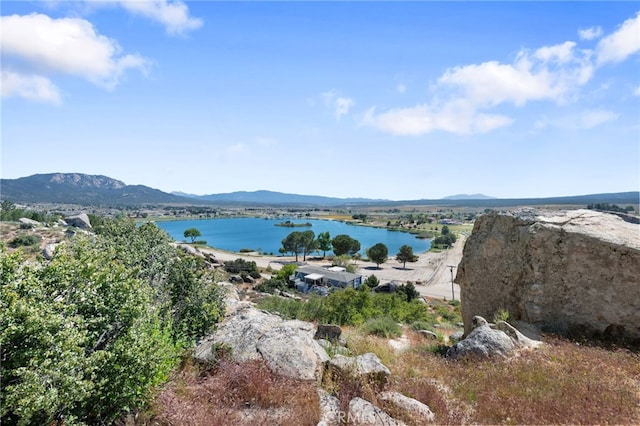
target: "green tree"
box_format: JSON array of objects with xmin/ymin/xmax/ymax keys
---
[
  {"xmin": 299, "ymin": 230, "xmax": 317, "ymax": 261},
  {"xmin": 331, "ymin": 234, "xmax": 361, "ymax": 256},
  {"xmin": 363, "ymin": 274, "xmax": 380, "ymax": 289},
  {"xmin": 396, "ymin": 245, "xmax": 418, "ymax": 269},
  {"xmin": 366, "ymin": 243, "xmax": 388, "ymax": 268},
  {"xmin": 183, "ymin": 227, "xmax": 202, "ymax": 243},
  {"xmin": 0, "ymin": 242, "xmax": 180, "ymax": 424},
  {"xmin": 281, "ymin": 231, "xmax": 303, "ymax": 261},
  {"xmin": 316, "ymin": 231, "xmax": 332, "ymax": 258}
]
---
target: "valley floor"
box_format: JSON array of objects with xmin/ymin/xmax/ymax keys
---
[{"xmin": 199, "ymin": 236, "xmax": 465, "ymax": 300}]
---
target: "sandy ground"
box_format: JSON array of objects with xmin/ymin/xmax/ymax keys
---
[{"xmin": 199, "ymin": 236, "xmax": 464, "ymax": 301}]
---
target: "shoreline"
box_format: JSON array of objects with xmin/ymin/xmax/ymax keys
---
[{"xmin": 197, "ymin": 235, "xmax": 464, "ymax": 300}]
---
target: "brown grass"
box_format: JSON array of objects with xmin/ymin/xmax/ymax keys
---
[
  {"xmin": 386, "ymin": 336, "xmax": 640, "ymax": 425},
  {"xmin": 148, "ymin": 358, "xmax": 320, "ymax": 426},
  {"xmin": 145, "ymin": 330, "xmax": 639, "ymax": 425}
]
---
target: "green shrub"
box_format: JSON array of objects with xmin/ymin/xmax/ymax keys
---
[
  {"xmin": 409, "ymin": 320, "xmax": 434, "ymax": 331},
  {"xmin": 254, "ymin": 278, "xmax": 288, "ymax": 294},
  {"xmin": 224, "ymin": 258, "xmax": 259, "ymax": 275},
  {"xmin": 9, "ymin": 234, "xmax": 40, "ymax": 247},
  {"xmin": 361, "ymin": 317, "xmax": 402, "ymax": 338},
  {"xmin": 363, "ymin": 274, "xmax": 380, "ymax": 288}
]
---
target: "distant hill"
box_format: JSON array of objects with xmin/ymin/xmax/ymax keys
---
[
  {"xmin": 1, "ymin": 173, "xmax": 637, "ymax": 209},
  {"xmin": 0, "ymin": 173, "xmax": 194, "ymax": 205},
  {"xmin": 395, "ymin": 192, "xmax": 640, "ymax": 208},
  {"xmin": 442, "ymin": 194, "xmax": 496, "ymax": 200},
  {"xmin": 189, "ymin": 190, "xmax": 388, "ymax": 206}
]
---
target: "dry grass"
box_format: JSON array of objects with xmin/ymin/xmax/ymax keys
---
[
  {"xmin": 147, "ymin": 358, "xmax": 320, "ymax": 426},
  {"xmin": 385, "ymin": 336, "xmax": 640, "ymax": 425}
]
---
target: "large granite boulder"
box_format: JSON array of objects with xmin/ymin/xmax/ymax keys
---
[
  {"xmin": 446, "ymin": 316, "xmax": 515, "ymax": 360},
  {"xmin": 456, "ymin": 209, "xmax": 640, "ymax": 341},
  {"xmin": 195, "ymin": 304, "xmax": 328, "ymax": 381},
  {"xmin": 328, "ymin": 353, "xmax": 391, "ymax": 386},
  {"xmin": 378, "ymin": 391, "xmax": 435, "ymax": 423},
  {"xmin": 65, "ymin": 213, "xmax": 92, "ymax": 229},
  {"xmin": 19, "ymin": 218, "xmax": 41, "ymax": 228}
]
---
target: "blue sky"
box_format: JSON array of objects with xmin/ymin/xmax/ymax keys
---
[{"xmin": 1, "ymin": 1, "xmax": 639, "ymax": 200}]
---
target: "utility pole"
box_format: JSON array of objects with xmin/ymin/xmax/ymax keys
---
[{"xmin": 447, "ymin": 265, "xmax": 456, "ymax": 301}]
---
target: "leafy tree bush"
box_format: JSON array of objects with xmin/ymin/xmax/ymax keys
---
[
  {"xmin": 366, "ymin": 243, "xmax": 388, "ymax": 268},
  {"xmin": 331, "ymin": 234, "xmax": 360, "ymax": 256},
  {"xmin": 184, "ymin": 228, "xmax": 202, "ymax": 243},
  {"xmin": 0, "ymin": 242, "xmax": 180, "ymax": 424},
  {"xmin": 396, "ymin": 245, "xmax": 418, "ymax": 269},
  {"xmin": 254, "ymin": 278, "xmax": 288, "ymax": 294},
  {"xmin": 224, "ymin": 258, "xmax": 259, "ymax": 275},
  {"xmin": 8, "ymin": 234, "xmax": 40, "ymax": 247},
  {"xmin": 363, "ymin": 274, "xmax": 380, "ymax": 288},
  {"xmin": 1, "ymin": 218, "xmax": 226, "ymax": 424},
  {"xmin": 256, "ymin": 288, "xmax": 431, "ymax": 326},
  {"xmin": 275, "ymin": 263, "xmax": 298, "ymax": 282},
  {"xmin": 316, "ymin": 231, "xmax": 332, "ymax": 258},
  {"xmin": 396, "ymin": 282, "xmax": 420, "ymax": 302},
  {"xmin": 361, "ymin": 317, "xmax": 402, "ymax": 338}
]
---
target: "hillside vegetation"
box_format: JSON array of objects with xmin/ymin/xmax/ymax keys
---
[{"xmin": 0, "ymin": 218, "xmax": 225, "ymax": 424}]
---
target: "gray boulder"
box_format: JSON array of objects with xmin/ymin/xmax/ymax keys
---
[
  {"xmin": 178, "ymin": 243, "xmax": 205, "ymax": 258},
  {"xmin": 19, "ymin": 218, "xmax": 41, "ymax": 228},
  {"xmin": 348, "ymin": 397, "xmax": 406, "ymax": 426},
  {"xmin": 195, "ymin": 305, "xmax": 328, "ymax": 381},
  {"xmin": 417, "ymin": 330, "xmax": 439, "ymax": 340},
  {"xmin": 42, "ymin": 243, "xmax": 59, "ymax": 260},
  {"xmin": 315, "ymin": 324, "xmax": 343, "ymax": 341},
  {"xmin": 493, "ymin": 320, "xmax": 542, "ymax": 350},
  {"xmin": 378, "ymin": 391, "xmax": 435, "ymax": 423},
  {"xmin": 446, "ymin": 316, "xmax": 515, "ymax": 360},
  {"xmin": 317, "ymin": 388, "xmax": 342, "ymax": 426},
  {"xmin": 328, "ymin": 353, "xmax": 391, "ymax": 386},
  {"xmin": 65, "ymin": 213, "xmax": 91, "ymax": 229}
]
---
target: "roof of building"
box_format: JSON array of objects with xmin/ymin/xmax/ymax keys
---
[{"xmin": 297, "ymin": 265, "xmax": 362, "ymax": 283}]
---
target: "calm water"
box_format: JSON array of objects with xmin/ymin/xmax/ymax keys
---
[{"xmin": 156, "ymin": 218, "xmax": 431, "ymax": 255}]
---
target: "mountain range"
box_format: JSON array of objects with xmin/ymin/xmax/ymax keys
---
[{"xmin": 0, "ymin": 173, "xmax": 637, "ymax": 208}]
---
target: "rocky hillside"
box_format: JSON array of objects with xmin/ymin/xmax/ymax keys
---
[
  {"xmin": 0, "ymin": 173, "xmax": 193, "ymax": 205},
  {"xmin": 456, "ymin": 209, "xmax": 640, "ymax": 342}
]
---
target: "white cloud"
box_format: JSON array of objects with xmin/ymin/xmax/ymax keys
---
[
  {"xmin": 1, "ymin": 70, "xmax": 62, "ymax": 104},
  {"xmin": 1, "ymin": 13, "xmax": 149, "ymax": 90},
  {"xmin": 117, "ymin": 1, "xmax": 203, "ymax": 35},
  {"xmin": 321, "ymin": 90, "xmax": 355, "ymax": 120},
  {"xmin": 438, "ymin": 43, "xmax": 593, "ymax": 107},
  {"xmin": 362, "ymin": 38, "xmax": 598, "ymax": 136},
  {"xmin": 533, "ymin": 109, "xmax": 618, "ymax": 131},
  {"xmin": 534, "ymin": 41, "xmax": 577, "ymax": 64},
  {"xmin": 634, "ymin": 86, "xmax": 640, "ymax": 97},
  {"xmin": 360, "ymin": 101, "xmax": 513, "ymax": 136},
  {"xmin": 596, "ymin": 12, "xmax": 640, "ymax": 65},
  {"xmin": 580, "ymin": 109, "xmax": 619, "ymax": 128},
  {"xmin": 396, "ymin": 83, "xmax": 407, "ymax": 94},
  {"xmin": 578, "ymin": 26, "xmax": 603, "ymax": 41}
]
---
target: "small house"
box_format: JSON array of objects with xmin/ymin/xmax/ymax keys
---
[{"xmin": 293, "ymin": 265, "xmax": 363, "ymax": 295}]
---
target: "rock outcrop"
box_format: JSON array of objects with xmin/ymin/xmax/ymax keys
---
[
  {"xmin": 456, "ymin": 209, "xmax": 640, "ymax": 341},
  {"xmin": 195, "ymin": 301, "xmax": 329, "ymax": 381},
  {"xmin": 65, "ymin": 213, "xmax": 92, "ymax": 229},
  {"xmin": 446, "ymin": 316, "xmax": 541, "ymax": 360}
]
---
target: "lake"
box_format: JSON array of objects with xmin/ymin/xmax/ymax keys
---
[{"xmin": 156, "ymin": 218, "xmax": 431, "ymax": 255}]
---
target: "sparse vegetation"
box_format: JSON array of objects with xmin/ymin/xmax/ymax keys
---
[{"xmin": 361, "ymin": 317, "xmax": 402, "ymax": 338}]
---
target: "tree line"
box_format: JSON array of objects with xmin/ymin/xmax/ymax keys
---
[{"xmin": 279, "ymin": 230, "xmax": 418, "ymax": 269}]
